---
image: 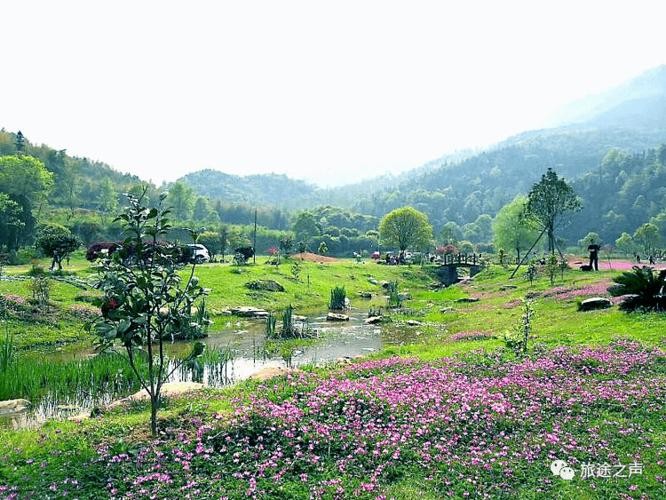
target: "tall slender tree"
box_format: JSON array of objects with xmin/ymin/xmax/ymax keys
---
[{"xmin": 525, "ymin": 168, "xmax": 581, "ymax": 255}]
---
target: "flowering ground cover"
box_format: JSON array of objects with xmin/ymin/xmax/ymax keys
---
[{"xmin": 2, "ymin": 340, "xmax": 664, "ymax": 499}]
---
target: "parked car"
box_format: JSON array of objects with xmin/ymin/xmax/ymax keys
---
[{"xmin": 186, "ymin": 244, "xmax": 210, "ymax": 263}]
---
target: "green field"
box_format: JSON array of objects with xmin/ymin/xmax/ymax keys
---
[{"xmin": 1, "ymin": 257, "xmax": 665, "ymax": 498}]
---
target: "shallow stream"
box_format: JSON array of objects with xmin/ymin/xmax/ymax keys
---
[{"xmin": 1, "ymin": 309, "xmax": 414, "ymax": 429}]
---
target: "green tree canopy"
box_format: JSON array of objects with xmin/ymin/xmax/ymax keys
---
[
  {"xmin": 35, "ymin": 223, "xmax": 80, "ymax": 270},
  {"xmin": 615, "ymin": 232, "xmax": 635, "ymax": 256},
  {"xmin": 379, "ymin": 206, "xmax": 433, "ymax": 254},
  {"xmin": 168, "ymin": 182, "xmax": 195, "ymax": 220},
  {"xmin": 633, "ymin": 223, "xmax": 660, "ymax": 255},
  {"xmin": 492, "ymin": 195, "xmax": 539, "ymax": 261},
  {"xmin": 526, "ymin": 168, "xmax": 582, "ymax": 254},
  {"xmin": 292, "ymin": 211, "xmax": 320, "ymax": 242}
]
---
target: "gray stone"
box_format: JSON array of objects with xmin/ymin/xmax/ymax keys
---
[
  {"xmin": 358, "ymin": 291, "xmax": 372, "ymax": 299},
  {"xmin": 0, "ymin": 399, "xmax": 31, "ymax": 415},
  {"xmin": 56, "ymin": 404, "xmax": 80, "ymax": 412},
  {"xmin": 230, "ymin": 306, "xmax": 269, "ymax": 318},
  {"xmin": 245, "ymin": 280, "xmax": 285, "ymax": 292},
  {"xmin": 364, "ymin": 316, "xmax": 383, "ymax": 324},
  {"xmin": 368, "ymin": 278, "xmax": 379, "ymax": 285},
  {"xmin": 579, "ymin": 297, "xmax": 612, "ymax": 311},
  {"xmin": 406, "ymin": 320, "xmax": 422, "ymax": 326},
  {"xmin": 440, "ymin": 307, "xmax": 455, "ymax": 313},
  {"xmin": 455, "ymin": 297, "xmax": 480, "ymax": 303},
  {"xmin": 327, "ymin": 312, "xmax": 350, "ymax": 321}
]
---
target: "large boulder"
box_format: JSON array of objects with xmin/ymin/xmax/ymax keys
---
[
  {"xmin": 249, "ymin": 367, "xmax": 300, "ymax": 382},
  {"xmin": 327, "ymin": 312, "xmax": 350, "ymax": 321},
  {"xmin": 107, "ymin": 382, "xmax": 205, "ymax": 409},
  {"xmin": 578, "ymin": 297, "xmax": 612, "ymax": 311},
  {"xmin": 245, "ymin": 280, "xmax": 285, "ymax": 292},
  {"xmin": 0, "ymin": 399, "xmax": 31, "ymax": 415}
]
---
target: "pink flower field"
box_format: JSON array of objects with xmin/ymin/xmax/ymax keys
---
[{"xmin": 11, "ymin": 341, "xmax": 661, "ymax": 499}]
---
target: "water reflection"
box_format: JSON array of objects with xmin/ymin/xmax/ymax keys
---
[{"xmin": 2, "ymin": 309, "xmax": 413, "ymax": 429}]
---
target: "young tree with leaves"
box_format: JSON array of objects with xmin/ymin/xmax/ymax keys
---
[
  {"xmin": 633, "ymin": 223, "xmax": 660, "ymax": 255},
  {"xmin": 379, "ymin": 206, "xmax": 433, "ymax": 260},
  {"xmin": 525, "ymin": 168, "xmax": 582, "ymax": 255},
  {"xmin": 35, "ymin": 224, "xmax": 81, "ymax": 271},
  {"xmin": 492, "ymin": 195, "xmax": 539, "ymax": 262},
  {"xmin": 91, "ymin": 189, "xmax": 208, "ymax": 435}
]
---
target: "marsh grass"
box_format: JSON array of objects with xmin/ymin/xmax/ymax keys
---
[
  {"xmin": 0, "ymin": 326, "xmax": 15, "ymax": 372},
  {"xmin": 0, "ymin": 351, "xmax": 144, "ymax": 403},
  {"xmin": 329, "ymin": 286, "xmax": 347, "ymax": 310}
]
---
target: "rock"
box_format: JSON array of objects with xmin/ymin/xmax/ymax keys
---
[
  {"xmin": 245, "ymin": 280, "xmax": 285, "ymax": 292},
  {"xmin": 358, "ymin": 291, "xmax": 372, "ymax": 299},
  {"xmin": 327, "ymin": 312, "xmax": 350, "ymax": 321},
  {"xmin": 344, "ymin": 297, "xmax": 351, "ymax": 308},
  {"xmin": 0, "ymin": 399, "xmax": 31, "ymax": 415},
  {"xmin": 107, "ymin": 382, "xmax": 205, "ymax": 409},
  {"xmin": 56, "ymin": 404, "xmax": 80, "ymax": 412},
  {"xmin": 380, "ymin": 281, "xmax": 390, "ymax": 289},
  {"xmin": 455, "ymin": 297, "xmax": 480, "ymax": 303},
  {"xmin": 364, "ymin": 316, "xmax": 383, "ymax": 324},
  {"xmin": 293, "ymin": 315, "xmax": 307, "ymax": 322},
  {"xmin": 249, "ymin": 367, "xmax": 298, "ymax": 381},
  {"xmin": 398, "ymin": 292, "xmax": 411, "ymax": 301},
  {"xmin": 68, "ymin": 412, "xmax": 91, "ymax": 423},
  {"xmin": 336, "ymin": 356, "xmax": 353, "ymax": 365},
  {"xmin": 440, "ymin": 307, "xmax": 455, "ymax": 313},
  {"xmin": 230, "ymin": 306, "xmax": 269, "ymax": 318},
  {"xmin": 368, "ymin": 278, "xmax": 379, "ymax": 285},
  {"xmin": 406, "ymin": 320, "xmax": 422, "ymax": 326},
  {"xmin": 579, "ymin": 297, "xmax": 612, "ymax": 311},
  {"xmin": 500, "ymin": 284, "xmax": 518, "ymax": 291}
]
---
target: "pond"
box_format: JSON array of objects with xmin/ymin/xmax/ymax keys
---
[{"xmin": 1, "ymin": 309, "xmax": 416, "ymax": 429}]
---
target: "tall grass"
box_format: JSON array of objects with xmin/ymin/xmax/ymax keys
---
[
  {"xmin": 0, "ymin": 326, "xmax": 15, "ymax": 373},
  {"xmin": 282, "ymin": 304, "xmax": 295, "ymax": 335},
  {"xmin": 0, "ymin": 352, "xmax": 144, "ymax": 403},
  {"xmin": 265, "ymin": 305, "xmax": 313, "ymax": 339},
  {"xmin": 329, "ymin": 286, "xmax": 347, "ymax": 310},
  {"xmin": 386, "ymin": 281, "xmax": 402, "ymax": 308}
]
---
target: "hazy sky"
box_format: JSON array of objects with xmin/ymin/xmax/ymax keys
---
[{"xmin": 2, "ymin": 1, "xmax": 665, "ymax": 186}]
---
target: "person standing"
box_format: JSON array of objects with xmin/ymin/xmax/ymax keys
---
[{"xmin": 588, "ymin": 241, "xmax": 600, "ymax": 271}]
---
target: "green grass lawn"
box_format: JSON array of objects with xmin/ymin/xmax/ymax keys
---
[{"xmin": 1, "ymin": 257, "xmax": 665, "ymax": 498}]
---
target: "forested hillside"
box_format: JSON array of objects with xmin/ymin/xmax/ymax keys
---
[
  {"xmin": 0, "ymin": 129, "xmax": 142, "ymax": 212},
  {"xmin": 2, "ymin": 65, "xmax": 666, "ymax": 257}
]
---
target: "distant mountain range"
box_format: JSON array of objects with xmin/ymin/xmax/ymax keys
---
[
  {"xmin": 3, "ymin": 64, "xmax": 665, "ymax": 240},
  {"xmin": 178, "ymin": 65, "xmax": 666, "ymax": 223}
]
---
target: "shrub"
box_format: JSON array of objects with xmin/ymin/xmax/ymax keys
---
[
  {"xmin": 35, "ymin": 223, "xmax": 80, "ymax": 271},
  {"xmin": 608, "ymin": 266, "xmax": 666, "ymax": 312},
  {"xmin": 86, "ymin": 241, "xmax": 121, "ymax": 261},
  {"xmin": 29, "ymin": 275, "xmax": 51, "ymax": 309},
  {"xmin": 503, "ymin": 298, "xmax": 535, "ymax": 356},
  {"xmin": 329, "ymin": 286, "xmax": 347, "ymax": 310},
  {"xmin": 90, "ymin": 189, "xmax": 208, "ymax": 435},
  {"xmin": 386, "ymin": 281, "xmax": 402, "ymax": 308}
]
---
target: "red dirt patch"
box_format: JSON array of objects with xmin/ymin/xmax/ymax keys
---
[{"xmin": 292, "ymin": 252, "xmax": 340, "ymax": 263}]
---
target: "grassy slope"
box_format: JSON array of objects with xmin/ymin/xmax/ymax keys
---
[
  {"xmin": 1, "ymin": 256, "xmax": 437, "ymax": 349},
  {"xmin": 1, "ymin": 259, "xmax": 665, "ymax": 498}
]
